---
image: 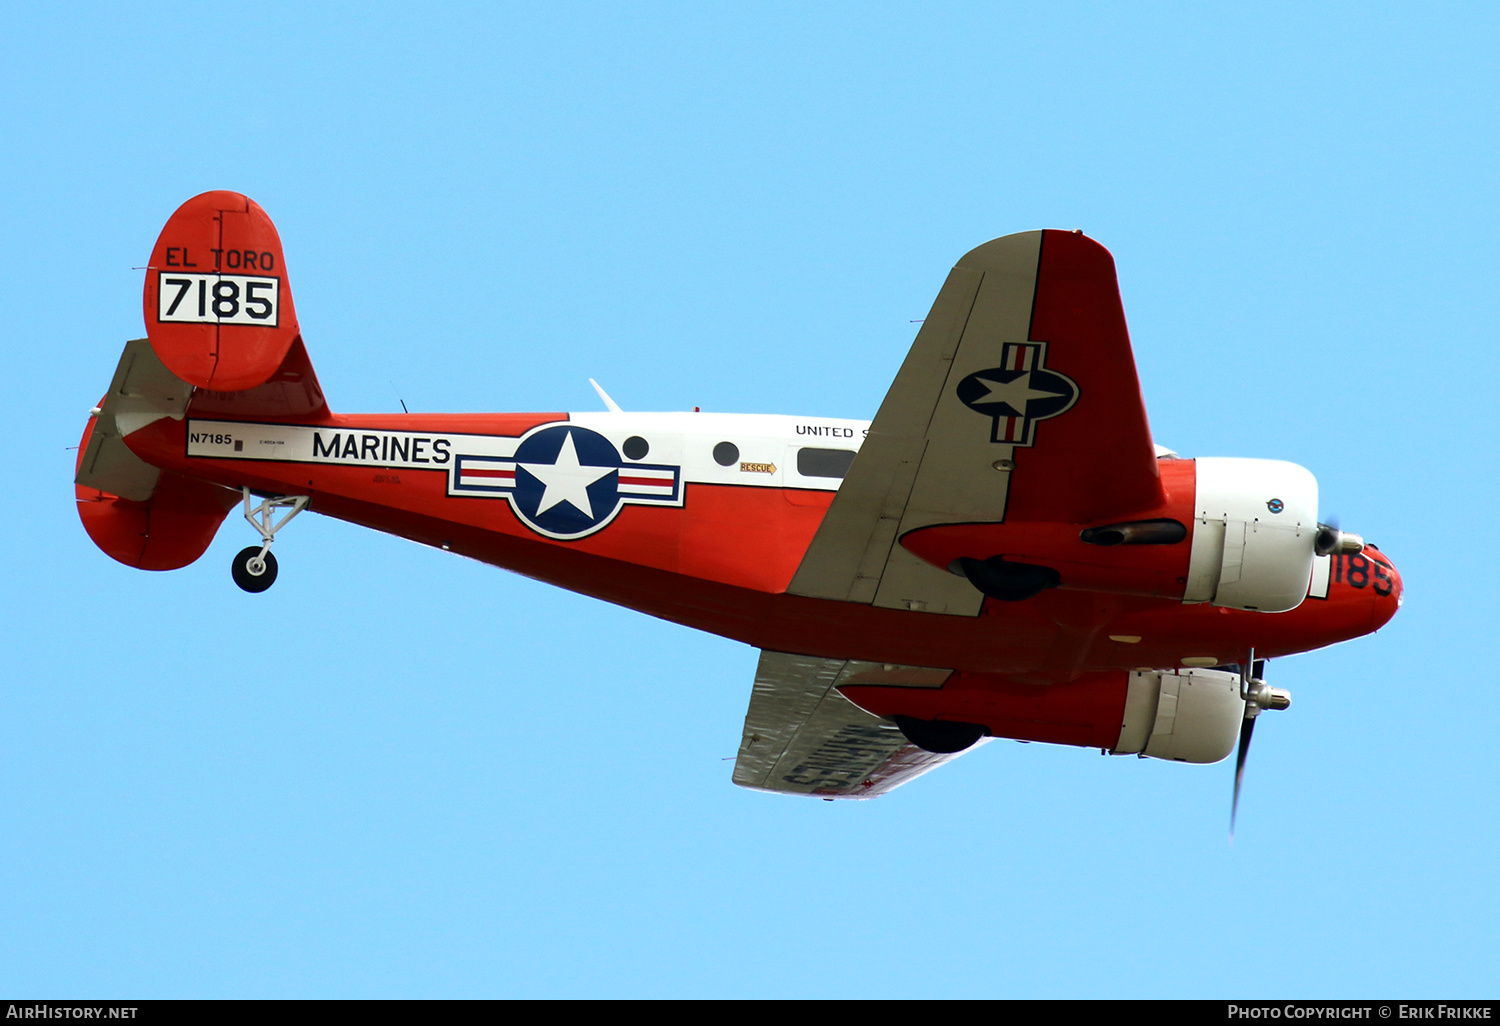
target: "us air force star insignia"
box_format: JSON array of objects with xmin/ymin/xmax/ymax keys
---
[
  {"xmin": 448, "ymin": 423, "xmax": 684, "ymax": 540},
  {"xmin": 522, "ymin": 430, "xmax": 612, "ymax": 518},
  {"xmin": 956, "ymin": 341, "xmax": 1080, "ymax": 446}
]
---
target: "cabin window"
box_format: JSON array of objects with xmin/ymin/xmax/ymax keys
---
[
  {"xmin": 798, "ymin": 447, "xmax": 857, "ymax": 479},
  {"xmin": 713, "ymin": 442, "xmax": 739, "ymax": 467},
  {"xmin": 623, "ymin": 436, "xmax": 649, "ymax": 460}
]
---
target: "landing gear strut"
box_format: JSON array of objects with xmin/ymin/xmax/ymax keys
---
[{"xmin": 232, "ymin": 487, "xmax": 309, "ymax": 593}]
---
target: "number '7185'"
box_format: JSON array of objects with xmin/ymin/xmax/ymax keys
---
[{"xmin": 157, "ymin": 271, "xmax": 279, "ymax": 327}]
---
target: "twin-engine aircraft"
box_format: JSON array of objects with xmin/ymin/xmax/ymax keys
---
[{"xmin": 75, "ymin": 192, "xmax": 1401, "ymax": 814}]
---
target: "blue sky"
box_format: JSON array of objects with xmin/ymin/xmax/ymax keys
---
[{"xmin": 2, "ymin": 3, "xmax": 1497, "ymax": 998}]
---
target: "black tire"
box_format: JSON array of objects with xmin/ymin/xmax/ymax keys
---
[
  {"xmin": 892, "ymin": 715, "xmax": 987, "ymax": 754},
  {"xmin": 232, "ymin": 546, "xmax": 278, "ymax": 593},
  {"xmin": 955, "ymin": 555, "xmax": 1060, "ymax": 602}
]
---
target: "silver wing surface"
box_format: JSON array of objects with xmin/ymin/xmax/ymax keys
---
[{"xmin": 732, "ymin": 650, "xmax": 980, "ymax": 799}]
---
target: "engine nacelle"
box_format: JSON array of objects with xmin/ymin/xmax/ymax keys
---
[
  {"xmin": 1113, "ymin": 668, "xmax": 1245, "ymax": 764},
  {"xmin": 1184, "ymin": 457, "xmax": 1317, "ymax": 612}
]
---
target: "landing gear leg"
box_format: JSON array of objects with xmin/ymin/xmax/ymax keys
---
[{"xmin": 232, "ymin": 488, "xmax": 309, "ymax": 593}]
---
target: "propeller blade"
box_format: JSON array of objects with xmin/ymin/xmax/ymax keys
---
[
  {"xmin": 1230, "ymin": 713, "xmax": 1257, "ymax": 840},
  {"xmin": 1316, "ymin": 515, "xmax": 1341, "ymax": 556},
  {"xmin": 1315, "ymin": 522, "xmax": 1340, "ymax": 556}
]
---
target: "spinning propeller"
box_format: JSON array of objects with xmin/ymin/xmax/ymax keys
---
[
  {"xmin": 1231, "ymin": 650, "xmax": 1292, "ymax": 839},
  {"xmin": 1234, "ymin": 523, "xmax": 1363, "ymax": 836}
]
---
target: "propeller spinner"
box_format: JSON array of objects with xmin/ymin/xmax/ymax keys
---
[{"xmin": 1315, "ymin": 519, "xmax": 1365, "ymax": 558}]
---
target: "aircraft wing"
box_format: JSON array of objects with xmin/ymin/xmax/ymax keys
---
[
  {"xmin": 733, "ymin": 650, "xmax": 979, "ymax": 799},
  {"xmin": 787, "ymin": 230, "xmax": 1163, "ymax": 616}
]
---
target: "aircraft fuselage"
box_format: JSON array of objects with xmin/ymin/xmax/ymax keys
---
[{"xmin": 121, "ymin": 407, "xmax": 1402, "ymax": 682}]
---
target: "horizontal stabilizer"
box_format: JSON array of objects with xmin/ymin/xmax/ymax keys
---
[
  {"xmin": 76, "ymin": 339, "xmax": 190, "ymax": 500},
  {"xmin": 75, "ymin": 339, "xmax": 238, "ymax": 569}
]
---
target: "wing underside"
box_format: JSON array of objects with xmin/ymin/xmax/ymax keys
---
[{"xmin": 733, "ymin": 650, "xmax": 979, "ymax": 800}]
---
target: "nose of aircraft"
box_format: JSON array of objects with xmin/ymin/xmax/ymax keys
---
[{"xmin": 1368, "ymin": 546, "xmax": 1403, "ymax": 630}]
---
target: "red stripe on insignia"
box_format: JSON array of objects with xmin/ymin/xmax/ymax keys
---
[{"xmin": 462, "ymin": 468, "xmax": 514, "ymax": 480}]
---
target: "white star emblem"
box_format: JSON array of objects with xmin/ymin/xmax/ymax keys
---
[
  {"xmin": 970, "ymin": 370, "xmax": 1064, "ymax": 415},
  {"xmin": 517, "ymin": 430, "xmax": 614, "ymax": 518}
]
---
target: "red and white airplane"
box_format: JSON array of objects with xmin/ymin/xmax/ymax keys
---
[{"xmin": 75, "ymin": 192, "xmax": 1401, "ymax": 815}]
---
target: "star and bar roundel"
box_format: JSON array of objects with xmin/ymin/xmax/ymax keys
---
[
  {"xmin": 956, "ymin": 341, "xmax": 1080, "ymax": 445},
  {"xmin": 450, "ymin": 424, "xmax": 681, "ymax": 540}
]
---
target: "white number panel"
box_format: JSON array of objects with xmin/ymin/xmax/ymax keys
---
[{"xmin": 156, "ymin": 272, "xmax": 280, "ymax": 327}]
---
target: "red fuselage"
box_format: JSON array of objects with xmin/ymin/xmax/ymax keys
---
[{"xmin": 122, "ymin": 408, "xmax": 1402, "ymax": 686}]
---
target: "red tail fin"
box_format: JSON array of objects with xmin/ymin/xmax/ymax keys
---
[
  {"xmin": 75, "ymin": 401, "xmax": 238, "ymax": 570},
  {"xmin": 143, "ymin": 191, "xmax": 300, "ymax": 391},
  {"xmin": 77, "ymin": 193, "xmax": 325, "ymax": 570}
]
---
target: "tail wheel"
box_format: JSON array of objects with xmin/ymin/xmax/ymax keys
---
[
  {"xmin": 232, "ymin": 546, "xmax": 279, "ymax": 593},
  {"xmin": 231, "ymin": 488, "xmax": 307, "ymax": 593}
]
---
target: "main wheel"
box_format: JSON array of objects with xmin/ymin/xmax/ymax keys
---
[
  {"xmin": 892, "ymin": 715, "xmax": 987, "ymax": 754},
  {"xmin": 232, "ymin": 546, "xmax": 278, "ymax": 593},
  {"xmin": 954, "ymin": 555, "xmax": 1060, "ymax": 602}
]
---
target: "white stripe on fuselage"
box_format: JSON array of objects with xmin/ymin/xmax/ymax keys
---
[{"xmin": 184, "ymin": 411, "xmax": 870, "ymax": 491}]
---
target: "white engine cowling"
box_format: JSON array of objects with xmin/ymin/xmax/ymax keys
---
[
  {"xmin": 1184, "ymin": 457, "xmax": 1318, "ymax": 613},
  {"xmin": 1113, "ymin": 668, "xmax": 1245, "ymax": 764}
]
